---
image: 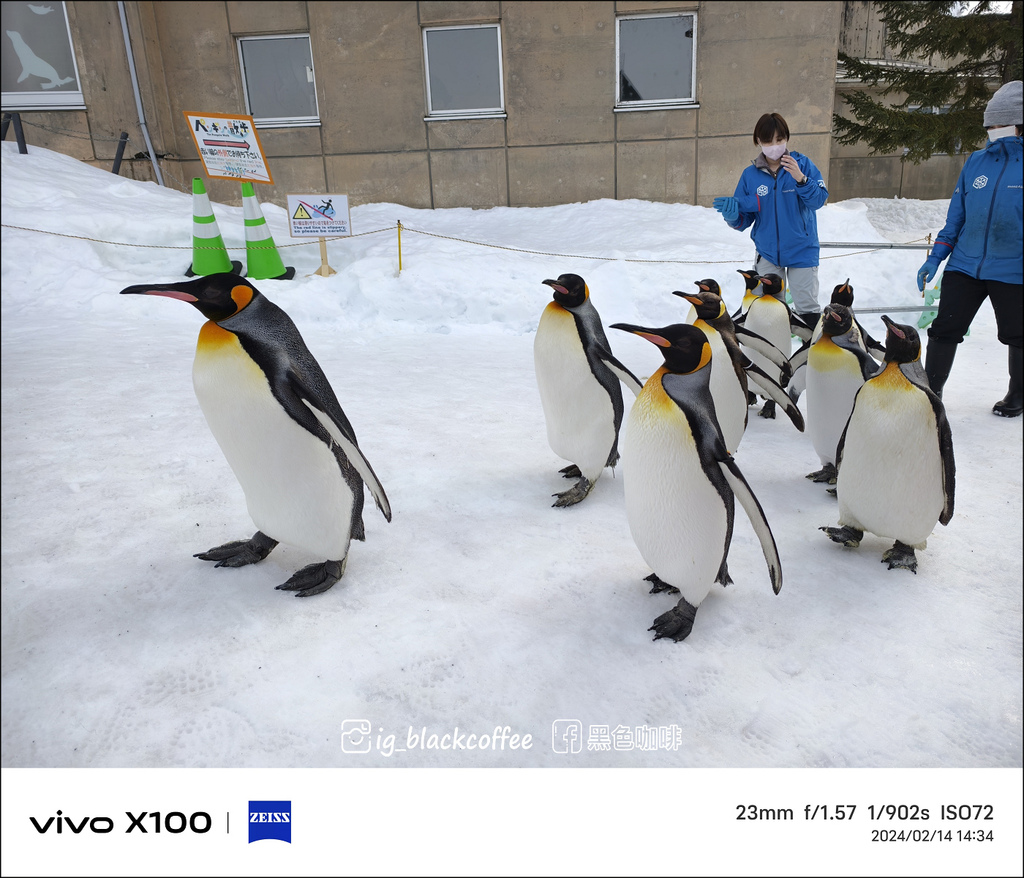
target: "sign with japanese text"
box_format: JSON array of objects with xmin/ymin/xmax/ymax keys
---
[
  {"xmin": 286, "ymin": 194, "xmax": 352, "ymax": 238},
  {"xmin": 183, "ymin": 111, "xmax": 272, "ymax": 184}
]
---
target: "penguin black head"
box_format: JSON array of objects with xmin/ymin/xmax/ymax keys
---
[
  {"xmin": 737, "ymin": 269, "xmax": 761, "ymax": 291},
  {"xmin": 674, "ymin": 284, "xmax": 725, "ymax": 321},
  {"xmin": 831, "ymin": 279, "xmax": 854, "ymax": 306},
  {"xmin": 758, "ymin": 273, "xmax": 786, "ymax": 298},
  {"xmin": 820, "ymin": 303, "xmax": 854, "ymax": 337},
  {"xmin": 120, "ymin": 273, "xmax": 261, "ymax": 322},
  {"xmin": 611, "ymin": 322, "xmax": 711, "ymax": 375},
  {"xmin": 542, "ymin": 274, "xmax": 588, "ymax": 309},
  {"xmin": 880, "ymin": 315, "xmax": 922, "ymax": 364}
]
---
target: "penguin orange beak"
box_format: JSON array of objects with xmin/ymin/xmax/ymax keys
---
[
  {"xmin": 881, "ymin": 315, "xmax": 906, "ymax": 340},
  {"xmin": 610, "ymin": 323, "xmax": 672, "ymax": 347},
  {"xmin": 542, "ymin": 279, "xmax": 568, "ymax": 296},
  {"xmin": 673, "ymin": 292, "xmax": 703, "ymax": 307},
  {"xmin": 120, "ymin": 284, "xmax": 198, "ymax": 302}
]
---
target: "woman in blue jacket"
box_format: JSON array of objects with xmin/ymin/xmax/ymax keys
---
[
  {"xmin": 919, "ymin": 80, "xmax": 1023, "ymax": 418},
  {"xmin": 713, "ymin": 112, "xmax": 830, "ymax": 330}
]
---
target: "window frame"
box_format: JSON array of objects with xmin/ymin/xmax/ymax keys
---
[
  {"xmin": 614, "ymin": 11, "xmax": 698, "ymax": 113},
  {"xmin": 1, "ymin": 0, "xmax": 84, "ymax": 111},
  {"xmin": 236, "ymin": 33, "xmax": 320, "ymax": 129},
  {"xmin": 422, "ymin": 23, "xmax": 506, "ymax": 121}
]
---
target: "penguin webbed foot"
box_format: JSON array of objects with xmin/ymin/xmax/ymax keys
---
[
  {"xmin": 552, "ymin": 476, "xmax": 594, "ymax": 507},
  {"xmin": 644, "ymin": 572, "xmax": 680, "ymax": 595},
  {"xmin": 805, "ymin": 462, "xmax": 837, "ymax": 484},
  {"xmin": 559, "ymin": 464, "xmax": 582, "ymax": 480},
  {"xmin": 195, "ymin": 531, "xmax": 278, "ymax": 567},
  {"xmin": 649, "ymin": 599, "xmax": 698, "ymax": 642},
  {"xmin": 820, "ymin": 525, "xmax": 863, "ymax": 548},
  {"xmin": 881, "ymin": 541, "xmax": 917, "ymax": 573},
  {"xmin": 276, "ymin": 558, "xmax": 347, "ymax": 597},
  {"xmin": 757, "ymin": 400, "xmax": 777, "ymax": 419}
]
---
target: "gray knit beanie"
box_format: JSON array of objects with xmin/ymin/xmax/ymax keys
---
[{"xmin": 983, "ymin": 80, "xmax": 1022, "ymax": 127}]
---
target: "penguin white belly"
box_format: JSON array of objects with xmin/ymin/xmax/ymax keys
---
[
  {"xmin": 702, "ymin": 326, "xmax": 745, "ymax": 454},
  {"xmin": 623, "ymin": 374, "xmax": 727, "ymax": 607},
  {"xmin": 192, "ymin": 325, "xmax": 353, "ymax": 560},
  {"xmin": 742, "ymin": 300, "xmax": 791, "ymax": 385},
  {"xmin": 806, "ymin": 339, "xmax": 864, "ymax": 466},
  {"xmin": 837, "ymin": 368, "xmax": 944, "ymax": 547},
  {"xmin": 534, "ymin": 304, "xmax": 615, "ymax": 477}
]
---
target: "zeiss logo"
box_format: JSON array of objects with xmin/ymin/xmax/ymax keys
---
[{"xmin": 248, "ymin": 801, "xmax": 291, "ymax": 844}]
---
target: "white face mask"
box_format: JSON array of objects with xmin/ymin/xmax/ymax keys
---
[
  {"xmin": 760, "ymin": 141, "xmax": 787, "ymax": 161},
  {"xmin": 988, "ymin": 125, "xmax": 1017, "ymax": 141}
]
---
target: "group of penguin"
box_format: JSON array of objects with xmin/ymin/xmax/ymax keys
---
[
  {"xmin": 533, "ymin": 270, "xmax": 955, "ymax": 642},
  {"xmin": 118, "ymin": 267, "xmax": 954, "ymax": 644}
]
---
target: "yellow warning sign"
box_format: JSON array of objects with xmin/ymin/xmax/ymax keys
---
[{"xmin": 292, "ymin": 204, "xmax": 312, "ymax": 220}]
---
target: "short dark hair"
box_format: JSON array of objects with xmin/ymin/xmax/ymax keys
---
[{"xmin": 753, "ymin": 113, "xmax": 790, "ymax": 145}]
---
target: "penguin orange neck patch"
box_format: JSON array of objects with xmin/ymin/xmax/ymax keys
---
[
  {"xmin": 230, "ymin": 284, "xmax": 254, "ymax": 312},
  {"xmin": 197, "ymin": 320, "xmax": 238, "ymax": 352}
]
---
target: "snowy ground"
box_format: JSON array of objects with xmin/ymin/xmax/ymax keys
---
[{"xmin": 2, "ymin": 144, "xmax": 1021, "ymax": 778}]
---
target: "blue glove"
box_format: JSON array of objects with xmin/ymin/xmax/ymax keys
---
[
  {"xmin": 713, "ymin": 196, "xmax": 740, "ymax": 224},
  {"xmin": 917, "ymin": 256, "xmax": 941, "ymax": 292}
]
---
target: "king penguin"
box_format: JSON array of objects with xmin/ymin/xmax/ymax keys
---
[
  {"xmin": 534, "ymin": 274, "xmax": 642, "ymax": 506},
  {"xmin": 609, "ymin": 321, "xmax": 782, "ymax": 642},
  {"xmin": 804, "ymin": 304, "xmax": 881, "ymax": 484},
  {"xmin": 120, "ymin": 273, "xmax": 392, "ymax": 596},
  {"xmin": 788, "ymin": 279, "xmax": 885, "ymax": 403},
  {"xmin": 674, "ymin": 280, "xmax": 803, "ymax": 454},
  {"xmin": 821, "ymin": 316, "xmax": 955, "ymax": 572},
  {"xmin": 737, "ymin": 273, "xmax": 800, "ymax": 419},
  {"xmin": 730, "ymin": 269, "xmax": 762, "ymax": 325}
]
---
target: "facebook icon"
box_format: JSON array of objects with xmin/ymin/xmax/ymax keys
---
[{"xmin": 551, "ymin": 719, "xmax": 583, "ymax": 754}]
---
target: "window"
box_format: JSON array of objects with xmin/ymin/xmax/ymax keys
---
[
  {"xmin": 1, "ymin": 0, "xmax": 83, "ymax": 110},
  {"xmin": 615, "ymin": 12, "xmax": 696, "ymax": 111},
  {"xmin": 237, "ymin": 35, "xmax": 319, "ymax": 128},
  {"xmin": 423, "ymin": 24, "xmax": 505, "ymax": 119}
]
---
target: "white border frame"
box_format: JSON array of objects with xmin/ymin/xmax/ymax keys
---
[
  {"xmin": 614, "ymin": 11, "xmax": 698, "ymax": 112},
  {"xmin": 1, "ymin": 1, "xmax": 84, "ymax": 111},
  {"xmin": 236, "ymin": 33, "xmax": 320, "ymax": 129},
  {"xmin": 422, "ymin": 23, "xmax": 506, "ymax": 120}
]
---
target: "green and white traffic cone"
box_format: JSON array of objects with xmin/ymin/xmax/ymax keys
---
[
  {"xmin": 241, "ymin": 182, "xmax": 294, "ymax": 280},
  {"xmin": 185, "ymin": 177, "xmax": 241, "ymax": 277}
]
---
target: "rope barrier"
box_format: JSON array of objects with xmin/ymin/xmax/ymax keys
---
[
  {"xmin": 0, "ymin": 221, "xmax": 935, "ymax": 264},
  {"xmin": 0, "ymin": 224, "xmax": 394, "ymax": 250}
]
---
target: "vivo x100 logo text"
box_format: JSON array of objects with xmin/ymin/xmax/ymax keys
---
[
  {"xmin": 30, "ymin": 810, "xmax": 213, "ymax": 834},
  {"xmin": 249, "ymin": 800, "xmax": 291, "ymax": 843}
]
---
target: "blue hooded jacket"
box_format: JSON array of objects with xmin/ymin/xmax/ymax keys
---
[
  {"xmin": 728, "ymin": 150, "xmax": 829, "ymax": 268},
  {"xmin": 931, "ymin": 136, "xmax": 1023, "ymax": 285}
]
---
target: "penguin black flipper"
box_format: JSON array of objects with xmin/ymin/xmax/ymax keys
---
[
  {"xmin": 572, "ymin": 303, "xmax": 643, "ymax": 396},
  {"xmin": 593, "ymin": 345, "xmax": 644, "ymax": 398},
  {"xmin": 832, "ymin": 330, "xmax": 886, "ymax": 382},
  {"xmin": 733, "ymin": 325, "xmax": 794, "ymax": 382},
  {"xmin": 789, "ymin": 313, "xmax": 814, "ymax": 342},
  {"xmin": 718, "ymin": 458, "xmax": 783, "ymax": 595},
  {"xmin": 787, "ymin": 342, "xmax": 810, "ymax": 402},
  {"xmin": 896, "ymin": 362, "xmax": 956, "ymax": 526},
  {"xmin": 227, "ymin": 299, "xmax": 392, "ymax": 522},
  {"xmin": 660, "ymin": 370, "xmax": 736, "ymax": 579},
  {"xmin": 742, "ymin": 359, "xmax": 806, "ymax": 432}
]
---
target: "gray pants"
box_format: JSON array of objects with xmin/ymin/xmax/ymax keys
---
[{"xmin": 754, "ymin": 255, "xmax": 820, "ymax": 314}]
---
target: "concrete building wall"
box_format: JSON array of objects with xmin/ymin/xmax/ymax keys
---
[{"xmin": 9, "ymin": 1, "xmax": 960, "ymax": 211}]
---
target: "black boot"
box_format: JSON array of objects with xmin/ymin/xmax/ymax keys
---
[
  {"xmin": 924, "ymin": 339, "xmax": 958, "ymax": 399},
  {"xmin": 993, "ymin": 345, "xmax": 1023, "ymax": 418},
  {"xmin": 797, "ymin": 311, "xmax": 821, "ymax": 332}
]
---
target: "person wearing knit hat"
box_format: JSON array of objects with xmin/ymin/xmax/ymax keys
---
[{"xmin": 918, "ymin": 80, "xmax": 1023, "ymax": 417}]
